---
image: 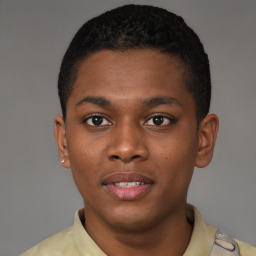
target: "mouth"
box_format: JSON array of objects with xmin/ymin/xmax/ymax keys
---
[
  {"xmin": 102, "ymin": 172, "xmax": 153, "ymax": 201},
  {"xmin": 114, "ymin": 181, "xmax": 145, "ymax": 188}
]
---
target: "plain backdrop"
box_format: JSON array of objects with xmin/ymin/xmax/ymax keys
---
[{"xmin": 0, "ymin": 0, "xmax": 255, "ymax": 255}]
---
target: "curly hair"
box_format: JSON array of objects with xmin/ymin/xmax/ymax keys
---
[{"xmin": 58, "ymin": 4, "xmax": 211, "ymax": 122}]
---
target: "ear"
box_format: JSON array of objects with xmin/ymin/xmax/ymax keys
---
[
  {"xmin": 54, "ymin": 116, "xmax": 71, "ymax": 168},
  {"xmin": 195, "ymin": 113, "xmax": 219, "ymax": 168}
]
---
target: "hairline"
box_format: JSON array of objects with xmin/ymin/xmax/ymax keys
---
[{"xmin": 62, "ymin": 47, "xmax": 201, "ymax": 124}]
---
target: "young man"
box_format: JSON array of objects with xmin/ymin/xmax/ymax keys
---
[{"xmin": 21, "ymin": 4, "xmax": 256, "ymax": 256}]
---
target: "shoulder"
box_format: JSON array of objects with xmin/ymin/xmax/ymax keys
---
[
  {"xmin": 236, "ymin": 239, "xmax": 256, "ymax": 256},
  {"xmin": 20, "ymin": 226, "xmax": 80, "ymax": 256},
  {"xmin": 187, "ymin": 205, "xmax": 256, "ymax": 256}
]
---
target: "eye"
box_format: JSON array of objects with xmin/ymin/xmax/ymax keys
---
[
  {"xmin": 145, "ymin": 115, "xmax": 175, "ymax": 126},
  {"xmin": 85, "ymin": 115, "xmax": 112, "ymax": 126}
]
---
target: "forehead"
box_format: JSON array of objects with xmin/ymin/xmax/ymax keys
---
[
  {"xmin": 76, "ymin": 49, "xmax": 185, "ymax": 88},
  {"xmin": 68, "ymin": 49, "xmax": 193, "ymax": 110}
]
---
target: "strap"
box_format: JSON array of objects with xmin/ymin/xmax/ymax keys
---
[{"xmin": 209, "ymin": 229, "xmax": 240, "ymax": 256}]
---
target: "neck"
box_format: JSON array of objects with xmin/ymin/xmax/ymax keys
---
[{"xmin": 84, "ymin": 204, "xmax": 193, "ymax": 256}]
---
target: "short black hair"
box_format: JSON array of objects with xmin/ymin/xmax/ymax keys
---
[{"xmin": 58, "ymin": 4, "xmax": 211, "ymax": 122}]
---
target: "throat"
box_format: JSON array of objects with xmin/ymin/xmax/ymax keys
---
[
  {"xmin": 84, "ymin": 208, "xmax": 193, "ymax": 256},
  {"xmin": 108, "ymin": 220, "xmax": 192, "ymax": 256}
]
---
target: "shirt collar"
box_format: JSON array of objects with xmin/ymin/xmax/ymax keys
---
[
  {"xmin": 73, "ymin": 209, "xmax": 107, "ymax": 256},
  {"xmin": 73, "ymin": 204, "xmax": 216, "ymax": 256},
  {"xmin": 184, "ymin": 204, "xmax": 216, "ymax": 256}
]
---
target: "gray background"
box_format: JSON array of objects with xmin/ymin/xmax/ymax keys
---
[{"xmin": 0, "ymin": 0, "xmax": 255, "ymax": 255}]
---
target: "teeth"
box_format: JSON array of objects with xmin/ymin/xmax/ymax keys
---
[{"xmin": 114, "ymin": 182, "xmax": 144, "ymax": 188}]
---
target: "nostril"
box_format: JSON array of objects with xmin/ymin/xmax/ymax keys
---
[{"xmin": 110, "ymin": 154, "xmax": 141, "ymax": 161}]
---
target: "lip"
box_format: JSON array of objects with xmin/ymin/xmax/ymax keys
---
[{"xmin": 102, "ymin": 172, "xmax": 153, "ymax": 201}]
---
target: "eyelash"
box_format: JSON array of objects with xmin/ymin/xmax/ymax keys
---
[
  {"xmin": 145, "ymin": 114, "xmax": 177, "ymax": 126},
  {"xmin": 83, "ymin": 114, "xmax": 112, "ymax": 127},
  {"xmin": 83, "ymin": 113, "xmax": 177, "ymax": 127}
]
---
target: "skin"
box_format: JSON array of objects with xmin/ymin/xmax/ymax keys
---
[{"xmin": 55, "ymin": 49, "xmax": 218, "ymax": 256}]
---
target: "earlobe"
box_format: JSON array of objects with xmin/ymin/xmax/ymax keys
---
[
  {"xmin": 54, "ymin": 116, "xmax": 71, "ymax": 168},
  {"xmin": 195, "ymin": 113, "xmax": 219, "ymax": 168}
]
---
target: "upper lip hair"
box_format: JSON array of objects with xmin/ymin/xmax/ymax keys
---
[{"xmin": 102, "ymin": 172, "xmax": 154, "ymax": 185}]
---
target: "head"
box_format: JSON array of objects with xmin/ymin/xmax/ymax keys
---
[
  {"xmin": 58, "ymin": 4, "xmax": 211, "ymax": 124},
  {"xmin": 54, "ymin": 4, "xmax": 218, "ymax": 237}
]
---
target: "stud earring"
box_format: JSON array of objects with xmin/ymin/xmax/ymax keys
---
[{"xmin": 61, "ymin": 159, "xmax": 65, "ymax": 164}]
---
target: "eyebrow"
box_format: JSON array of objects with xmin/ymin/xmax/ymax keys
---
[
  {"xmin": 76, "ymin": 96, "xmax": 111, "ymax": 107},
  {"xmin": 142, "ymin": 96, "xmax": 182, "ymax": 107},
  {"xmin": 76, "ymin": 96, "xmax": 182, "ymax": 108}
]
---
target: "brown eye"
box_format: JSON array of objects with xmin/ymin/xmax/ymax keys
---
[
  {"xmin": 152, "ymin": 116, "xmax": 164, "ymax": 125},
  {"xmin": 145, "ymin": 115, "xmax": 174, "ymax": 126},
  {"xmin": 85, "ymin": 115, "xmax": 111, "ymax": 126}
]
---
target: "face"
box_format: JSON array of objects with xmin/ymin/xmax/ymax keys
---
[{"xmin": 55, "ymin": 49, "xmax": 218, "ymax": 232}]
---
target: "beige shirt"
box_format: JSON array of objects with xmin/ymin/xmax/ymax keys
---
[{"xmin": 21, "ymin": 205, "xmax": 256, "ymax": 256}]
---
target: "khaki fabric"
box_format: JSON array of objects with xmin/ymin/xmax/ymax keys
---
[{"xmin": 21, "ymin": 205, "xmax": 256, "ymax": 256}]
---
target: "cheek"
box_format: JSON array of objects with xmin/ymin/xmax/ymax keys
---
[
  {"xmin": 67, "ymin": 136, "xmax": 105, "ymax": 190},
  {"xmin": 153, "ymin": 134, "xmax": 198, "ymax": 167},
  {"xmin": 151, "ymin": 133, "xmax": 197, "ymax": 186},
  {"xmin": 68, "ymin": 129, "xmax": 105, "ymax": 166}
]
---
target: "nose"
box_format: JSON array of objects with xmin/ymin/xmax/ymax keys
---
[{"xmin": 107, "ymin": 123, "xmax": 149, "ymax": 163}]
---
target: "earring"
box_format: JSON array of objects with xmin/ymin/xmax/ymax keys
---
[{"xmin": 61, "ymin": 159, "xmax": 65, "ymax": 164}]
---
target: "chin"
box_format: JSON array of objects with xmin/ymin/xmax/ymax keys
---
[{"xmin": 102, "ymin": 206, "xmax": 161, "ymax": 232}]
